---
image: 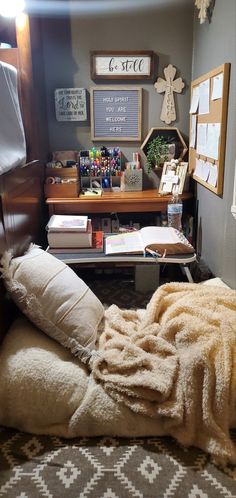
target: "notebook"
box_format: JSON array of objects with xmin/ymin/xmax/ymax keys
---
[
  {"xmin": 47, "ymin": 220, "xmax": 92, "ymax": 248},
  {"xmin": 47, "ymin": 214, "xmax": 88, "ymax": 232}
]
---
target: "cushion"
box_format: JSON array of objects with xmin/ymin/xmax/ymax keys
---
[
  {"xmin": 201, "ymin": 277, "xmax": 231, "ymax": 288},
  {"xmin": 0, "ymin": 314, "xmax": 168, "ymax": 438},
  {"xmin": 0, "ymin": 315, "xmax": 90, "ymax": 435},
  {"xmin": 1, "ymin": 306, "xmax": 235, "ymax": 441},
  {"xmin": 0, "ymin": 245, "xmax": 104, "ymax": 362}
]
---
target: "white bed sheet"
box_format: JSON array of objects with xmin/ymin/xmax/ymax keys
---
[{"xmin": 0, "ymin": 61, "xmax": 26, "ymax": 175}]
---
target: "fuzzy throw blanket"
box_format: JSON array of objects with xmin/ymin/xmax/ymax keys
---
[{"xmin": 92, "ymin": 282, "xmax": 236, "ymax": 465}]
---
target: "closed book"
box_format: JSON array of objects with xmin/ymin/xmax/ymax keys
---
[
  {"xmin": 47, "ymin": 220, "xmax": 92, "ymax": 248},
  {"xmin": 47, "ymin": 214, "xmax": 88, "ymax": 232},
  {"xmin": 48, "ymin": 231, "xmax": 104, "ymax": 254},
  {"xmin": 105, "ymin": 227, "xmax": 194, "ymax": 256}
]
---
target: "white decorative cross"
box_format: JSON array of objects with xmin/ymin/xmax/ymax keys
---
[
  {"xmin": 154, "ymin": 64, "xmax": 185, "ymax": 125},
  {"xmin": 195, "ymin": 0, "xmax": 211, "ymax": 24}
]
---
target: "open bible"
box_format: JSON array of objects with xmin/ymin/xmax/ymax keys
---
[{"xmin": 105, "ymin": 227, "xmax": 194, "ymax": 256}]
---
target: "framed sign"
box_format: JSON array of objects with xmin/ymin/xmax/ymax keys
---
[
  {"xmin": 90, "ymin": 86, "xmax": 142, "ymax": 142},
  {"xmin": 90, "ymin": 51, "xmax": 155, "ymax": 80},
  {"xmin": 55, "ymin": 88, "xmax": 87, "ymax": 122},
  {"xmin": 159, "ymin": 162, "xmax": 188, "ymax": 194}
]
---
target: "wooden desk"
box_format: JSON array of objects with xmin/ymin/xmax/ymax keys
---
[{"xmin": 46, "ymin": 189, "xmax": 193, "ymax": 216}]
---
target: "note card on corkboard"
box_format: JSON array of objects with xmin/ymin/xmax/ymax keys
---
[{"xmin": 90, "ymin": 86, "xmax": 142, "ymax": 141}]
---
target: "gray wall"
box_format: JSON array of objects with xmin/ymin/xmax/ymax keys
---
[
  {"xmin": 41, "ymin": 3, "xmax": 193, "ymax": 187},
  {"xmin": 40, "ymin": 1, "xmax": 236, "ymax": 287},
  {"xmin": 192, "ymin": 0, "xmax": 236, "ymax": 288}
]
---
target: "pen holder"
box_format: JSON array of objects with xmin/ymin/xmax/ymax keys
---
[{"xmin": 120, "ymin": 169, "xmax": 143, "ymax": 191}]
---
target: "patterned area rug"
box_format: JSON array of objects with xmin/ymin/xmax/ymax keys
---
[
  {"xmin": 1, "ymin": 274, "xmax": 236, "ymax": 498},
  {"xmin": 0, "ymin": 430, "xmax": 236, "ymax": 497},
  {"xmin": 89, "ymin": 273, "xmax": 154, "ymax": 308},
  {"xmin": 78, "ymin": 267, "xmax": 177, "ymax": 308}
]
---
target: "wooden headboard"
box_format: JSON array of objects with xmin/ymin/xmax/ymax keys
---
[
  {"xmin": 0, "ymin": 48, "xmax": 45, "ymax": 341},
  {"xmin": 0, "ymin": 18, "xmax": 47, "ymax": 340},
  {"xmin": 0, "ymin": 162, "xmax": 45, "ymax": 340}
]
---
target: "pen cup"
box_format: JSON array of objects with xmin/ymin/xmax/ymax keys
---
[{"xmin": 121, "ymin": 169, "xmax": 143, "ymax": 192}]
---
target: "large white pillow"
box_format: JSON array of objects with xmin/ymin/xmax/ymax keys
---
[
  {"xmin": 0, "ymin": 315, "xmax": 90, "ymax": 435},
  {"xmin": 0, "ymin": 245, "xmax": 104, "ymax": 362}
]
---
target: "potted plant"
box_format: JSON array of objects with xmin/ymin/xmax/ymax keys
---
[{"xmin": 146, "ymin": 136, "xmax": 169, "ymax": 173}]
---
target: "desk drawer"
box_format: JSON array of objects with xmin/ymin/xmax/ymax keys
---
[{"xmin": 44, "ymin": 182, "xmax": 79, "ymax": 198}]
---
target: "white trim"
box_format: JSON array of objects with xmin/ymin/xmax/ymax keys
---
[{"xmin": 231, "ymin": 160, "xmax": 236, "ymax": 220}]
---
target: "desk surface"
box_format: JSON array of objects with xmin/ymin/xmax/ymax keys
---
[
  {"xmin": 47, "ymin": 249, "xmax": 196, "ymax": 266},
  {"xmin": 46, "ymin": 189, "xmax": 193, "ymax": 215}
]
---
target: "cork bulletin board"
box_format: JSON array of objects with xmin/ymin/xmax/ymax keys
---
[
  {"xmin": 189, "ymin": 63, "xmax": 230, "ymax": 196},
  {"xmin": 90, "ymin": 86, "xmax": 142, "ymax": 141}
]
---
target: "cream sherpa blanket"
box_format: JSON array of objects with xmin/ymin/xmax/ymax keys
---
[
  {"xmin": 0, "ymin": 281, "xmax": 235, "ymax": 467},
  {"xmin": 92, "ymin": 282, "xmax": 236, "ymax": 465}
]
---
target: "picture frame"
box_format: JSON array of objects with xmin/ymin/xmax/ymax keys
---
[
  {"xmin": 54, "ymin": 88, "xmax": 87, "ymax": 122},
  {"xmin": 159, "ymin": 162, "xmax": 189, "ymax": 195},
  {"xmin": 90, "ymin": 86, "xmax": 142, "ymax": 142},
  {"xmin": 90, "ymin": 51, "xmax": 155, "ymax": 80}
]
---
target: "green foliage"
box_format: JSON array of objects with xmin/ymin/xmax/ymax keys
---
[{"xmin": 146, "ymin": 136, "xmax": 169, "ymax": 173}]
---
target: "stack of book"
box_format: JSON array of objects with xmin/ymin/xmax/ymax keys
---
[{"xmin": 46, "ymin": 215, "xmax": 103, "ymax": 253}]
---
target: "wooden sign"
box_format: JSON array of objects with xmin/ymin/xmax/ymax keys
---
[
  {"xmin": 90, "ymin": 51, "xmax": 155, "ymax": 80},
  {"xmin": 159, "ymin": 161, "xmax": 188, "ymax": 194},
  {"xmin": 55, "ymin": 88, "xmax": 87, "ymax": 122},
  {"xmin": 154, "ymin": 65, "xmax": 185, "ymax": 125},
  {"xmin": 90, "ymin": 86, "xmax": 142, "ymax": 141}
]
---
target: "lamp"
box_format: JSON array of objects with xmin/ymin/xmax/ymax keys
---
[{"xmin": 0, "ymin": 0, "xmax": 25, "ymax": 18}]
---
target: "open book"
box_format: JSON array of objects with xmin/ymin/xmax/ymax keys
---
[{"xmin": 105, "ymin": 227, "xmax": 194, "ymax": 256}]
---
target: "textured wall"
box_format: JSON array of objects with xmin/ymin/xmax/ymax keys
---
[
  {"xmin": 40, "ymin": 3, "xmax": 193, "ymax": 187},
  {"xmin": 192, "ymin": 0, "xmax": 236, "ymax": 288}
]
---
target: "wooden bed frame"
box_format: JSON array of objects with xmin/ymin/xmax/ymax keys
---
[
  {"xmin": 0, "ymin": 16, "xmax": 47, "ymax": 340},
  {"xmin": 0, "ymin": 162, "xmax": 45, "ymax": 339}
]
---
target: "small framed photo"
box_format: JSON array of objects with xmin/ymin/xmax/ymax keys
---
[{"xmin": 159, "ymin": 161, "xmax": 188, "ymax": 195}]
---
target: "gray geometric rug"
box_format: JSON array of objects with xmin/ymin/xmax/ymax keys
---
[
  {"xmin": 0, "ymin": 429, "xmax": 236, "ymax": 498},
  {"xmin": 77, "ymin": 264, "xmax": 202, "ymax": 309},
  {"xmin": 81, "ymin": 271, "xmax": 159, "ymax": 308},
  {"xmin": 1, "ymin": 275, "xmax": 236, "ymax": 498}
]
